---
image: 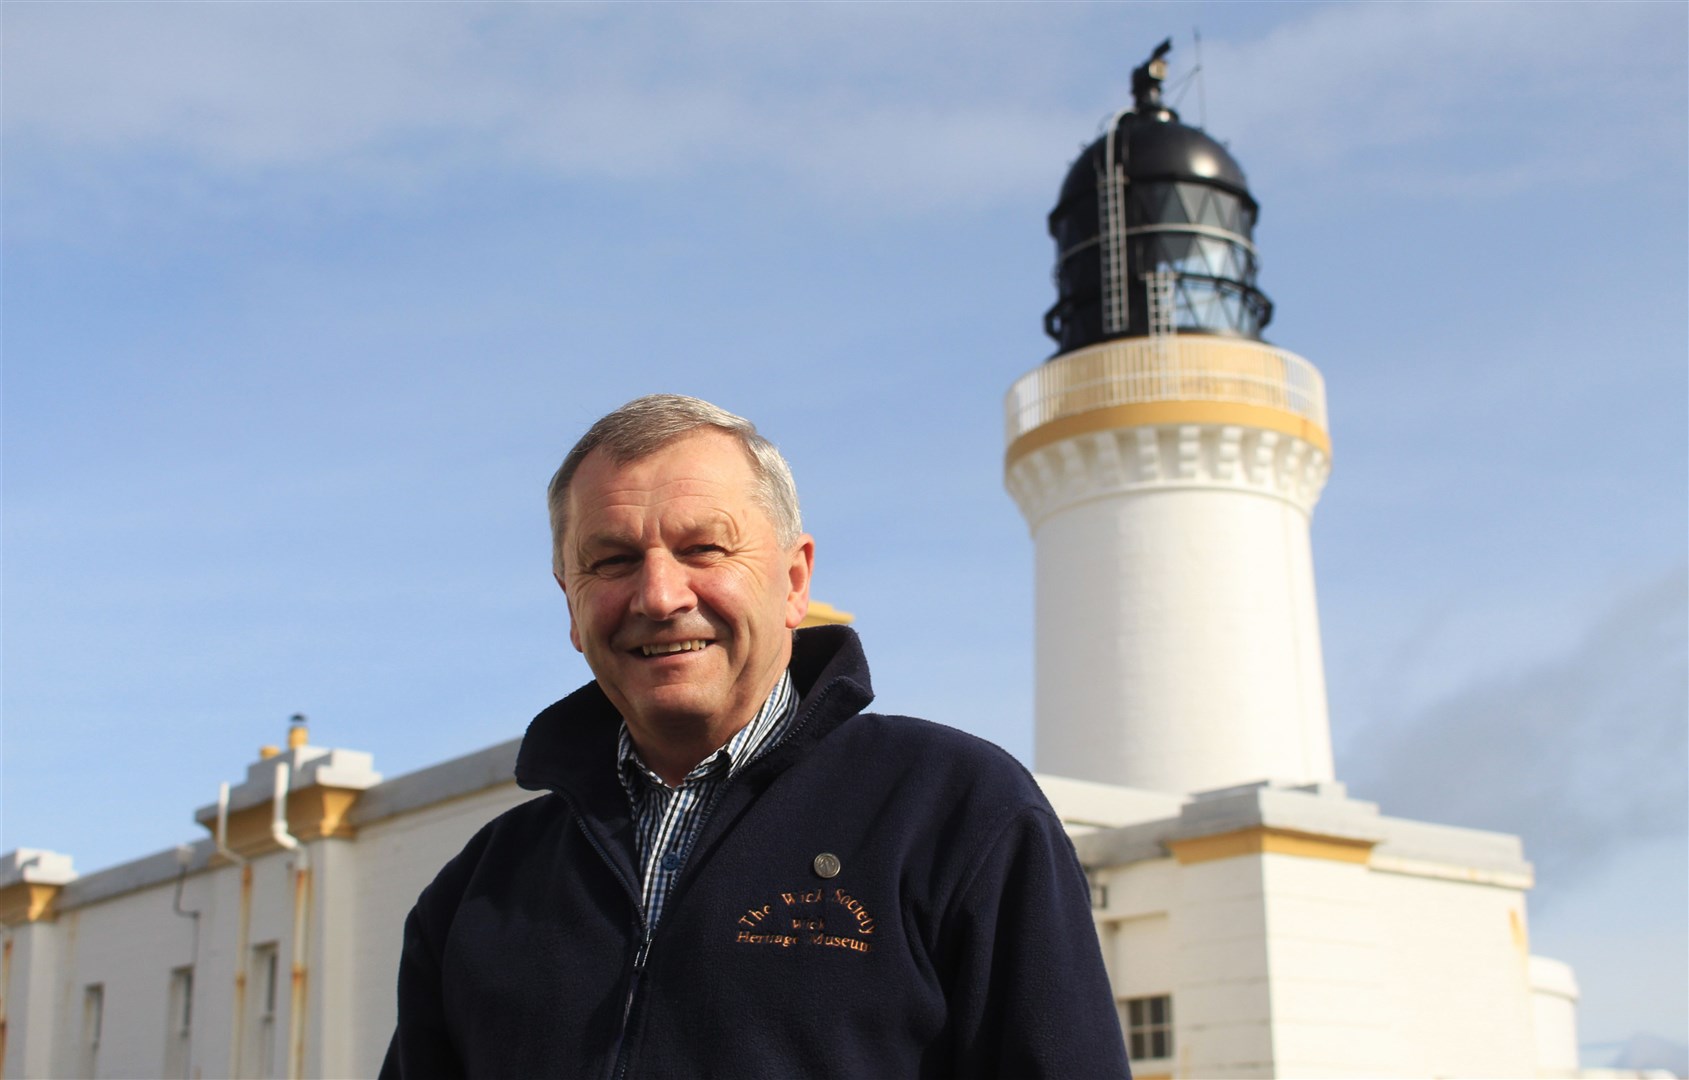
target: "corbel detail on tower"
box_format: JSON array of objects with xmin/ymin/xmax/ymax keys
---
[
  {"xmin": 1057, "ymin": 439, "xmax": 1087, "ymax": 492},
  {"xmin": 1091, "ymin": 430, "xmax": 1125, "ymax": 489},
  {"xmin": 1247, "ymin": 430, "xmax": 1280, "ymax": 486},
  {"xmin": 1214, "ymin": 426, "xmax": 1243, "ymax": 481},
  {"xmin": 1176, "ymin": 426, "xmax": 1202, "ymax": 480},
  {"xmin": 1135, "ymin": 428, "xmax": 1160, "ymax": 481},
  {"xmin": 1005, "ymin": 421, "xmax": 1331, "ymax": 529}
]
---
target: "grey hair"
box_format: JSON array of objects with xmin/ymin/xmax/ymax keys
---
[{"xmin": 548, "ymin": 394, "xmax": 802, "ymax": 576}]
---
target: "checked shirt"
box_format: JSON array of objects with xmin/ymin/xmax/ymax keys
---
[{"xmin": 616, "ymin": 669, "xmax": 798, "ymax": 938}]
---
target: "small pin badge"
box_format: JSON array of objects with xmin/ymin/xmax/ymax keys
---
[{"xmin": 813, "ymin": 852, "xmax": 841, "ymax": 879}]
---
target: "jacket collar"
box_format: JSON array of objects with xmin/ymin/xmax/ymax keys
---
[{"xmin": 514, "ymin": 624, "xmax": 875, "ymax": 805}]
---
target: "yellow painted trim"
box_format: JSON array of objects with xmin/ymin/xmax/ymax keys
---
[
  {"xmin": 1168, "ymin": 826, "xmax": 1374, "ymax": 866},
  {"xmin": 204, "ymin": 788, "xmax": 364, "ymax": 859},
  {"xmin": 0, "ymin": 882, "xmax": 63, "ymax": 926},
  {"xmin": 799, "ymin": 600, "xmax": 854, "ymax": 628},
  {"xmin": 1005, "ymin": 400, "xmax": 1331, "ymax": 471},
  {"xmin": 290, "ymin": 788, "xmax": 362, "ymax": 843},
  {"xmin": 1137, "ymin": 1073, "xmax": 1173, "ymax": 1080}
]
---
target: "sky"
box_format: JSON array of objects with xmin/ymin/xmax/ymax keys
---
[{"xmin": 4, "ymin": 0, "xmax": 1684, "ymax": 1059}]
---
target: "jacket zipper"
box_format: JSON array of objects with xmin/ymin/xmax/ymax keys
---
[
  {"xmin": 606, "ymin": 765, "xmax": 750, "ymax": 1080},
  {"xmin": 613, "ymin": 942, "xmax": 648, "ymax": 1080},
  {"xmin": 567, "ymin": 812, "xmax": 649, "ymax": 1080},
  {"xmin": 560, "ymin": 686, "xmax": 835, "ymax": 1079}
]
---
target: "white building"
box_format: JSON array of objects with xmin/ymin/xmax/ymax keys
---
[
  {"xmin": 0, "ymin": 43, "xmax": 1599, "ymax": 1080},
  {"xmin": 0, "ymin": 661, "xmax": 1587, "ymax": 1079}
]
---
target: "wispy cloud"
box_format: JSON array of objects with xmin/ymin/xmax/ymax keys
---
[
  {"xmin": 6, "ymin": 2, "xmax": 1682, "ymax": 227},
  {"xmin": 2, "ymin": 4, "xmax": 1091, "ymax": 215},
  {"xmin": 1341, "ymin": 563, "xmax": 1688, "ymax": 898},
  {"xmin": 1201, "ymin": 2, "xmax": 1687, "ymax": 197}
]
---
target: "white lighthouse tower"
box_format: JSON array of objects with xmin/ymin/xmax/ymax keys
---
[
  {"xmin": 1006, "ymin": 41, "xmax": 1334, "ymax": 795},
  {"xmin": 1000, "ymin": 46, "xmax": 1579, "ymax": 1079}
]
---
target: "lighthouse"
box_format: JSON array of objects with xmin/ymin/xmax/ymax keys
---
[{"xmin": 1005, "ymin": 40, "xmax": 1335, "ymax": 795}]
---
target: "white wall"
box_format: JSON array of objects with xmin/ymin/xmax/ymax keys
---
[
  {"xmin": 1256, "ymin": 853, "xmax": 1398, "ymax": 1078},
  {"xmin": 1529, "ymin": 955, "xmax": 1580, "ymax": 1078},
  {"xmin": 41, "ymin": 871, "xmax": 210, "ymax": 1078},
  {"xmin": 1170, "ymin": 852, "xmax": 1276, "ymax": 1078},
  {"xmin": 4, "ymin": 920, "xmax": 65, "ymax": 1078},
  {"xmin": 3, "ymin": 780, "xmax": 537, "ymax": 1080},
  {"xmin": 1020, "ymin": 423, "xmax": 1333, "ymax": 794},
  {"xmin": 1084, "ymin": 838, "xmax": 1543, "ymax": 1079}
]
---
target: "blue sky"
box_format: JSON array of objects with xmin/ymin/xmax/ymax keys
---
[{"xmin": 4, "ymin": 1, "xmax": 1684, "ymax": 1056}]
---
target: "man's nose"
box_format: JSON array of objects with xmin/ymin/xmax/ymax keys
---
[{"xmin": 631, "ymin": 552, "xmax": 696, "ymax": 621}]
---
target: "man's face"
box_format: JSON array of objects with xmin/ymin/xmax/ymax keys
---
[{"xmin": 558, "ymin": 430, "xmax": 813, "ymax": 747}]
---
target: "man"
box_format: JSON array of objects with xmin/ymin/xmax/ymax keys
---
[{"xmin": 383, "ymin": 395, "xmax": 1130, "ymax": 1078}]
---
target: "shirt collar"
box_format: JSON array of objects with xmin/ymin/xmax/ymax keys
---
[{"xmin": 617, "ymin": 668, "xmax": 798, "ymax": 792}]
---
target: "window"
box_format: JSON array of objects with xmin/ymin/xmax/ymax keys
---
[
  {"xmin": 81, "ymin": 983, "xmax": 104, "ymax": 1077},
  {"xmin": 243, "ymin": 944, "xmax": 279, "ymax": 1078},
  {"xmin": 1121, "ymin": 994, "xmax": 1173, "ymax": 1061},
  {"xmin": 165, "ymin": 966, "xmax": 193, "ymax": 1079}
]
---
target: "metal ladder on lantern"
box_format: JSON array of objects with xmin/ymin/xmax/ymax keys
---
[{"xmin": 1100, "ymin": 108, "xmax": 1132, "ymax": 336}]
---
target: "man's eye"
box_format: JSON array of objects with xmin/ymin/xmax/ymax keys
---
[
  {"xmin": 588, "ymin": 555, "xmax": 637, "ymax": 573},
  {"xmin": 684, "ymin": 544, "xmax": 726, "ymax": 558}
]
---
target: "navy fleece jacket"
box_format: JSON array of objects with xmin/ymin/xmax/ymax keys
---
[{"xmin": 381, "ymin": 625, "xmax": 1130, "ymax": 1079}]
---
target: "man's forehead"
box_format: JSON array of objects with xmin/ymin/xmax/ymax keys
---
[
  {"xmin": 574, "ymin": 503, "xmax": 738, "ymax": 543},
  {"xmin": 566, "ymin": 433, "xmax": 764, "ymax": 537}
]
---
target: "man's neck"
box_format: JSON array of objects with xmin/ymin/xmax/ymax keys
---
[
  {"xmin": 624, "ymin": 671, "xmax": 793, "ymax": 787},
  {"xmin": 630, "ymin": 723, "xmax": 745, "ymax": 788}
]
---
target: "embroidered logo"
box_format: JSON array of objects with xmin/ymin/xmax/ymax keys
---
[{"xmin": 734, "ymin": 885, "xmax": 877, "ymax": 954}]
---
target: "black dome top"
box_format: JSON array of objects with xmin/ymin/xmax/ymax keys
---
[
  {"xmin": 1043, "ymin": 40, "xmax": 1273, "ymax": 355},
  {"xmin": 1058, "ymin": 110, "xmax": 1251, "ymax": 207}
]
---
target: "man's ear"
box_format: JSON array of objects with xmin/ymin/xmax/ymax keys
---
[
  {"xmin": 555, "ymin": 570, "xmax": 583, "ymax": 653},
  {"xmin": 783, "ymin": 535, "xmax": 815, "ymax": 630}
]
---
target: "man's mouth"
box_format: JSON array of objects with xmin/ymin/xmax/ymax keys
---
[{"xmin": 638, "ymin": 640, "xmax": 710, "ymax": 657}]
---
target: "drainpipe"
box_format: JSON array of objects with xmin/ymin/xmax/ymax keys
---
[
  {"xmin": 271, "ymin": 762, "xmax": 311, "ymax": 1080},
  {"xmin": 1, "ymin": 924, "xmax": 12, "ymax": 1080},
  {"xmin": 171, "ymin": 845, "xmax": 202, "ymax": 962},
  {"xmin": 216, "ymin": 782, "xmax": 253, "ymax": 1080},
  {"xmin": 171, "ymin": 845, "xmax": 201, "ymax": 1078}
]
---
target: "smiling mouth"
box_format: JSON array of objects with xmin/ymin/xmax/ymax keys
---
[{"xmin": 638, "ymin": 640, "xmax": 710, "ymax": 657}]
